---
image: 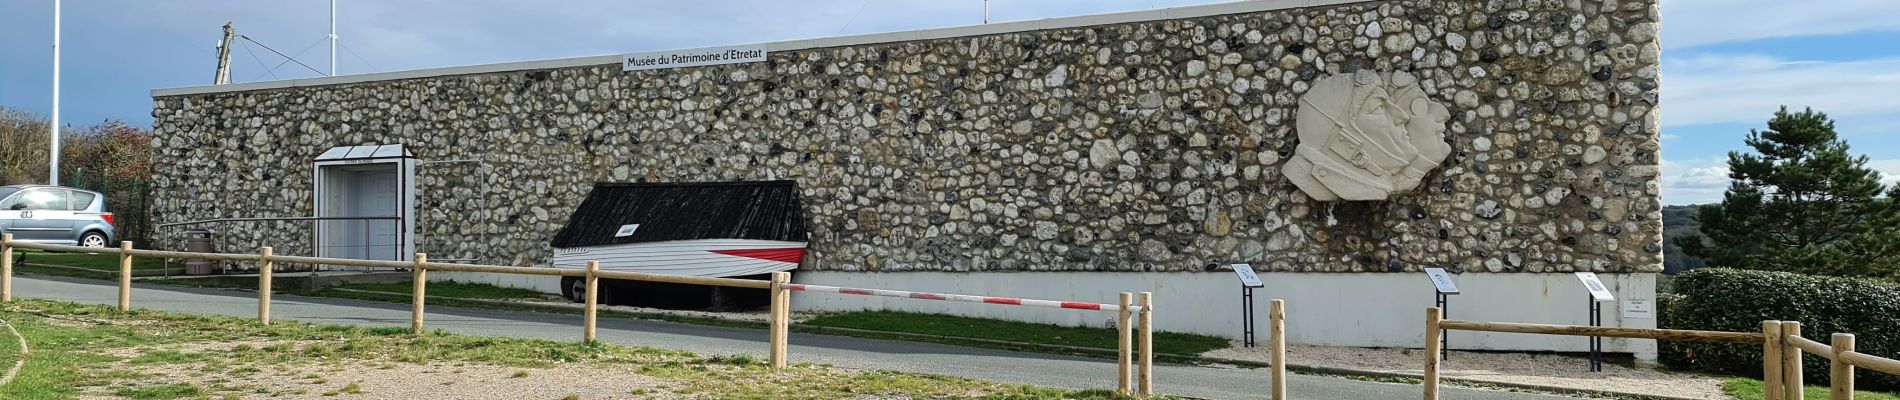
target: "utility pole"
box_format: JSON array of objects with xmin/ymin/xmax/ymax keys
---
[
  {"xmin": 983, "ymin": 0, "xmax": 989, "ymax": 24},
  {"xmin": 329, "ymin": 0, "xmax": 337, "ymax": 76},
  {"xmin": 49, "ymin": 0, "xmax": 61, "ymax": 185},
  {"xmin": 214, "ymin": 22, "xmax": 235, "ymax": 85}
]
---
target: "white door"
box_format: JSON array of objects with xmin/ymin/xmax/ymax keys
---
[{"xmin": 352, "ymin": 170, "xmax": 399, "ymax": 261}]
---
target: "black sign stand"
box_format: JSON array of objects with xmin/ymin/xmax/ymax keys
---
[
  {"xmin": 1424, "ymin": 267, "xmax": 1459, "ymax": 361},
  {"xmin": 1242, "ymin": 284, "xmax": 1257, "ymax": 348},
  {"xmin": 1436, "ymin": 291, "xmax": 1450, "ymax": 360},
  {"xmin": 1588, "ymin": 294, "xmax": 1604, "ymax": 372}
]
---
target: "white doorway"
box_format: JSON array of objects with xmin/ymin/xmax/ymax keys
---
[{"xmin": 313, "ymin": 145, "xmax": 416, "ymax": 264}]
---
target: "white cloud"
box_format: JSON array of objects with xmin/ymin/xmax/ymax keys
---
[
  {"xmin": 1661, "ymin": 0, "xmax": 1900, "ymax": 50},
  {"xmin": 1661, "ymin": 158, "xmax": 1735, "ymax": 205},
  {"xmin": 1661, "ymin": 54, "xmax": 1900, "ymax": 128},
  {"xmin": 1663, "ymin": 157, "xmax": 1900, "ymax": 205},
  {"xmin": 1868, "ymin": 160, "xmax": 1900, "ymax": 187}
]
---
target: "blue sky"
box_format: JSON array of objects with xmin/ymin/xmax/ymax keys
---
[{"xmin": 1, "ymin": 0, "xmax": 1897, "ymax": 205}]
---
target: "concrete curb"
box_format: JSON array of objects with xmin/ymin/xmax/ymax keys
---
[{"xmin": 320, "ymin": 288, "xmax": 1702, "ymax": 400}]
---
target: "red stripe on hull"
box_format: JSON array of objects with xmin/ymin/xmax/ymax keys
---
[{"xmin": 710, "ymin": 248, "xmax": 807, "ymax": 264}]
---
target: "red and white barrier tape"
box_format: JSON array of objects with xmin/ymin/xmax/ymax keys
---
[{"xmin": 783, "ymin": 284, "xmax": 1144, "ymax": 313}]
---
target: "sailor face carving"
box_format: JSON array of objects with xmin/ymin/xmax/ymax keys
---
[{"xmin": 1284, "ymin": 70, "xmax": 1453, "ymax": 201}]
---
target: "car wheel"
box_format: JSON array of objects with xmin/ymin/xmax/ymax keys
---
[
  {"xmin": 80, "ymin": 231, "xmax": 108, "ymax": 248},
  {"xmin": 561, "ymin": 277, "xmax": 585, "ymax": 303}
]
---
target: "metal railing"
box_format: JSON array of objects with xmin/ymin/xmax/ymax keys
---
[{"xmin": 156, "ymin": 216, "xmax": 404, "ymax": 274}]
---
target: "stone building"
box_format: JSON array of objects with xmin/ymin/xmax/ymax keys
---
[{"xmin": 150, "ymin": 0, "xmax": 1665, "ymax": 357}]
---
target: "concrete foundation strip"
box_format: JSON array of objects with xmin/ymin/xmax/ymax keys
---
[{"xmin": 783, "ymin": 283, "xmax": 1145, "ymax": 313}]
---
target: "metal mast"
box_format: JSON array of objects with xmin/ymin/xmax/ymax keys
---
[
  {"xmin": 214, "ymin": 22, "xmax": 235, "ymax": 85},
  {"xmin": 49, "ymin": 0, "xmax": 61, "ymax": 185},
  {"xmin": 329, "ymin": 0, "xmax": 337, "ymax": 76}
]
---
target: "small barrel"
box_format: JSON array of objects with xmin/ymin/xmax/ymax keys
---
[{"xmin": 184, "ymin": 229, "xmax": 217, "ymax": 275}]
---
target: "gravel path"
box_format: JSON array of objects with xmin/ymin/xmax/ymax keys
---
[{"xmin": 1206, "ymin": 342, "xmax": 1730, "ymax": 399}]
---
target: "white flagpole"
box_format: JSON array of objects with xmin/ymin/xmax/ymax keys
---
[
  {"xmin": 49, "ymin": 0, "xmax": 61, "ymax": 185},
  {"xmin": 329, "ymin": 0, "xmax": 337, "ymax": 76}
]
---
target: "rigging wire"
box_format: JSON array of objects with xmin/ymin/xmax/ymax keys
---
[
  {"xmin": 834, "ymin": 0, "xmax": 874, "ymax": 36},
  {"xmin": 338, "ymin": 41, "xmax": 382, "ymax": 73},
  {"xmin": 242, "ymin": 35, "xmax": 328, "ymax": 81},
  {"xmin": 237, "ymin": 40, "xmax": 279, "ymax": 81}
]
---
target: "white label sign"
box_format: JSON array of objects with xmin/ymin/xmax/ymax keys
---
[
  {"xmin": 623, "ymin": 44, "xmax": 767, "ymax": 72},
  {"xmin": 1621, "ymin": 299, "xmax": 1654, "ymax": 319},
  {"xmin": 614, "ymin": 224, "xmax": 640, "ymax": 237},
  {"xmin": 1231, "ymin": 263, "xmax": 1263, "ymax": 288},
  {"xmin": 1575, "ymin": 272, "xmax": 1615, "ymax": 302},
  {"xmin": 1423, "ymin": 267, "xmax": 1460, "ymax": 295}
]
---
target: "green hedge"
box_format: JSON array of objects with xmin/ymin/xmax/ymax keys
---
[{"xmin": 1661, "ymin": 268, "xmax": 1900, "ymax": 390}]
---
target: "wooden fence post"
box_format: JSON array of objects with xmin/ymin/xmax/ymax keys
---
[
  {"xmin": 1763, "ymin": 320, "xmax": 1784, "ymax": 400},
  {"xmin": 1424, "ymin": 307, "xmax": 1443, "ymax": 400},
  {"xmin": 1, "ymin": 233, "xmax": 12, "ymax": 302},
  {"xmin": 1138, "ymin": 291, "xmax": 1154, "ymax": 396},
  {"xmin": 117, "ymin": 241, "xmax": 133, "ymax": 311},
  {"xmin": 1833, "ymin": 333, "xmax": 1855, "ymax": 400},
  {"xmin": 1270, "ymin": 299, "xmax": 1287, "ymax": 400},
  {"xmin": 259, "ymin": 247, "xmax": 273, "ymax": 324},
  {"xmin": 584, "ymin": 261, "xmax": 599, "ymax": 343},
  {"xmin": 769, "ymin": 271, "xmax": 790, "ymax": 369},
  {"xmin": 411, "ymin": 253, "xmax": 427, "ymax": 335},
  {"xmin": 1784, "ymin": 321, "xmax": 1804, "ymax": 400},
  {"xmin": 1117, "ymin": 292, "xmax": 1133, "ymax": 395}
]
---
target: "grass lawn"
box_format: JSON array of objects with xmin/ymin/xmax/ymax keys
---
[
  {"xmin": 804, "ymin": 310, "xmax": 1231, "ymax": 356},
  {"xmin": 1722, "ymin": 377, "xmax": 1900, "ymax": 400},
  {"xmin": 12, "ymin": 249, "xmax": 170, "ymax": 271},
  {"xmin": 0, "ymin": 299, "xmax": 1152, "ymax": 399},
  {"xmin": 330, "ymin": 280, "xmax": 551, "ymax": 300},
  {"xmin": 9, "ymin": 249, "xmax": 175, "ymax": 281}
]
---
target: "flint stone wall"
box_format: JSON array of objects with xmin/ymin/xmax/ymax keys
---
[{"xmin": 151, "ymin": 0, "xmax": 1665, "ymax": 273}]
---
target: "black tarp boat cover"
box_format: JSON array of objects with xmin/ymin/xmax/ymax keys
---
[{"xmin": 551, "ymin": 181, "xmax": 808, "ymax": 248}]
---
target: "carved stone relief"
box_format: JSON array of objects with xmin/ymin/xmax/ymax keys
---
[{"xmin": 1283, "ymin": 70, "xmax": 1452, "ymax": 201}]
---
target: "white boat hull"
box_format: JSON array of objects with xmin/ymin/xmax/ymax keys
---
[{"xmin": 551, "ymin": 239, "xmax": 806, "ymax": 278}]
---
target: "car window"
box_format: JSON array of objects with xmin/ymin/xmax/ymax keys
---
[
  {"xmin": 2, "ymin": 189, "xmax": 71, "ymax": 211},
  {"xmin": 70, "ymin": 191, "xmax": 97, "ymax": 211},
  {"xmin": 0, "ymin": 189, "xmax": 38, "ymax": 211}
]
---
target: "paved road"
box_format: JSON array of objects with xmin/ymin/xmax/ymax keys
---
[{"xmin": 12, "ymin": 276, "xmax": 1576, "ymax": 400}]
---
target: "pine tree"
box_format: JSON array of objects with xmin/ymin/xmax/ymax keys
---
[{"xmin": 1678, "ymin": 107, "xmax": 1900, "ymax": 279}]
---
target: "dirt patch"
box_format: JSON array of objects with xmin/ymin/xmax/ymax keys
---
[{"xmin": 79, "ymin": 339, "xmax": 674, "ymax": 399}]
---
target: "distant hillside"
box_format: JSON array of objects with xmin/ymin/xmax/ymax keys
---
[{"xmin": 1662, "ymin": 205, "xmax": 1709, "ymax": 274}]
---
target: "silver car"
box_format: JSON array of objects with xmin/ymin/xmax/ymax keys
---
[{"xmin": 0, "ymin": 185, "xmax": 116, "ymax": 248}]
